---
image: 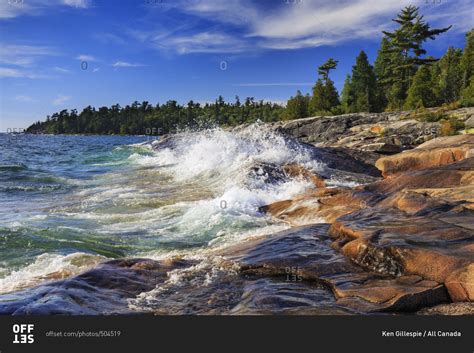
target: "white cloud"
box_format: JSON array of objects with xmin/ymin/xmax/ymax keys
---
[
  {"xmin": 0, "ymin": 67, "xmax": 45, "ymax": 79},
  {"xmin": 53, "ymin": 66, "xmax": 71, "ymax": 73},
  {"xmin": 112, "ymin": 61, "xmax": 144, "ymax": 68},
  {"xmin": 92, "ymin": 67, "xmax": 100, "ymax": 72},
  {"xmin": 15, "ymin": 95, "xmax": 38, "ymax": 102},
  {"xmin": 52, "ymin": 94, "xmax": 71, "ymax": 106},
  {"xmin": 75, "ymin": 54, "xmax": 95, "ymax": 62},
  {"xmin": 62, "ymin": 0, "xmax": 90, "ymax": 9},
  {"xmin": 0, "ymin": 0, "xmax": 91, "ymax": 19},
  {"xmin": 133, "ymin": 30, "xmax": 250, "ymax": 54},
  {"xmin": 0, "ymin": 44, "xmax": 56, "ymax": 79},
  {"xmin": 139, "ymin": 0, "xmax": 470, "ymax": 53},
  {"xmin": 0, "ymin": 44, "xmax": 57, "ymax": 67}
]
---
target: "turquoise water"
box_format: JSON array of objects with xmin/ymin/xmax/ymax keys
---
[
  {"xmin": 0, "ymin": 134, "xmax": 153, "ymax": 289},
  {"xmin": 0, "ymin": 127, "xmax": 322, "ymax": 293}
]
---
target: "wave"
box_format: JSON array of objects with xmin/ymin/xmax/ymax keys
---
[
  {"xmin": 50, "ymin": 124, "xmax": 326, "ymax": 252},
  {"xmin": 0, "ymin": 252, "xmax": 106, "ymax": 294},
  {"xmin": 0, "ymin": 163, "xmax": 27, "ymax": 172},
  {"xmin": 112, "ymin": 124, "xmax": 327, "ymax": 249},
  {"xmin": 1, "ymin": 124, "xmax": 330, "ymax": 293}
]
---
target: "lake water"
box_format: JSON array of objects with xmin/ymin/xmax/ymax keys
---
[{"xmin": 0, "ymin": 125, "xmax": 324, "ymax": 294}]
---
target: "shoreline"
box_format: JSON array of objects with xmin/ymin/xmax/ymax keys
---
[{"xmin": 0, "ymin": 108, "xmax": 473, "ymax": 315}]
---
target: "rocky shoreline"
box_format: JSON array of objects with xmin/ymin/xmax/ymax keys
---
[{"xmin": 1, "ymin": 108, "xmax": 473, "ymax": 315}]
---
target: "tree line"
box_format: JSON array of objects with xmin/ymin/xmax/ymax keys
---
[
  {"xmin": 26, "ymin": 97, "xmax": 285, "ymax": 135},
  {"xmin": 285, "ymin": 6, "xmax": 473, "ymax": 119},
  {"xmin": 27, "ymin": 6, "xmax": 473, "ymax": 135}
]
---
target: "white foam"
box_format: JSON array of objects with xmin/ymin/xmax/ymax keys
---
[{"xmin": 0, "ymin": 252, "xmax": 106, "ymax": 294}]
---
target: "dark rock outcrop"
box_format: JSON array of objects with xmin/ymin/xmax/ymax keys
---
[
  {"xmin": 0, "ymin": 258, "xmax": 194, "ymax": 315},
  {"xmin": 272, "ymin": 107, "xmax": 474, "ymax": 155}
]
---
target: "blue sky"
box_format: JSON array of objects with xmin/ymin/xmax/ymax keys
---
[{"xmin": 0, "ymin": 0, "xmax": 472, "ymax": 131}]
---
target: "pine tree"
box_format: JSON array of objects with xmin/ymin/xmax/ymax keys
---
[
  {"xmin": 340, "ymin": 74, "xmax": 353, "ymax": 113},
  {"xmin": 374, "ymin": 36, "xmax": 404, "ymax": 111},
  {"xmin": 461, "ymin": 79, "xmax": 474, "ymax": 107},
  {"xmin": 309, "ymin": 58, "xmax": 340, "ymax": 114},
  {"xmin": 460, "ymin": 29, "xmax": 474, "ymax": 106},
  {"xmin": 461, "ymin": 30, "xmax": 474, "ymax": 88},
  {"xmin": 318, "ymin": 58, "xmax": 338, "ymax": 82},
  {"xmin": 405, "ymin": 65, "xmax": 437, "ymax": 109},
  {"xmin": 382, "ymin": 5, "xmax": 451, "ymax": 108},
  {"xmin": 436, "ymin": 47, "xmax": 463, "ymax": 104},
  {"xmin": 284, "ymin": 90, "xmax": 310, "ymax": 120},
  {"xmin": 346, "ymin": 51, "xmax": 378, "ymax": 112}
]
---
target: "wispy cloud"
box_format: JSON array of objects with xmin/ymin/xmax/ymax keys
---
[
  {"xmin": 0, "ymin": 67, "xmax": 46, "ymax": 79},
  {"xmin": 0, "ymin": 44, "xmax": 56, "ymax": 79},
  {"xmin": 15, "ymin": 95, "xmax": 38, "ymax": 103},
  {"xmin": 138, "ymin": 0, "xmax": 470, "ymax": 54},
  {"xmin": 112, "ymin": 61, "xmax": 145, "ymax": 68},
  {"xmin": 0, "ymin": 0, "xmax": 91, "ymax": 19},
  {"xmin": 52, "ymin": 94, "xmax": 71, "ymax": 106},
  {"xmin": 75, "ymin": 54, "xmax": 95, "ymax": 62},
  {"xmin": 62, "ymin": 0, "xmax": 90, "ymax": 9},
  {"xmin": 132, "ymin": 29, "xmax": 251, "ymax": 54},
  {"xmin": 0, "ymin": 44, "xmax": 57, "ymax": 67},
  {"xmin": 53, "ymin": 66, "xmax": 71, "ymax": 74}
]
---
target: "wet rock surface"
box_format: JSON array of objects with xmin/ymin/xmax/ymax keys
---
[
  {"xmin": 261, "ymin": 135, "xmax": 474, "ymax": 313},
  {"xmin": 0, "ymin": 258, "xmax": 195, "ymax": 315}
]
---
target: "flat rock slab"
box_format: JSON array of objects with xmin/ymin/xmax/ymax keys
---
[
  {"xmin": 376, "ymin": 135, "xmax": 474, "ymax": 177},
  {"xmin": 221, "ymin": 224, "xmax": 449, "ymax": 313},
  {"xmin": 259, "ymin": 139, "xmax": 474, "ymax": 305},
  {"xmin": 0, "ymin": 258, "xmax": 194, "ymax": 315}
]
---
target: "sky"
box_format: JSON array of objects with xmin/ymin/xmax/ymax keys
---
[{"xmin": 0, "ymin": 0, "xmax": 472, "ymax": 131}]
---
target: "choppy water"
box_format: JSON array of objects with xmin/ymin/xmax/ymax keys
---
[{"xmin": 0, "ymin": 125, "xmax": 326, "ymax": 294}]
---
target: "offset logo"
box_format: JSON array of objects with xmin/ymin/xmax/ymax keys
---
[{"xmin": 12, "ymin": 324, "xmax": 34, "ymax": 344}]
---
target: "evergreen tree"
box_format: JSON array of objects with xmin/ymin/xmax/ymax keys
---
[
  {"xmin": 460, "ymin": 29, "xmax": 474, "ymax": 105},
  {"xmin": 461, "ymin": 79, "xmax": 474, "ymax": 107},
  {"xmin": 346, "ymin": 51, "xmax": 378, "ymax": 112},
  {"xmin": 405, "ymin": 65, "xmax": 437, "ymax": 109},
  {"xmin": 340, "ymin": 74, "xmax": 353, "ymax": 113},
  {"xmin": 381, "ymin": 5, "xmax": 451, "ymax": 108},
  {"xmin": 284, "ymin": 90, "xmax": 310, "ymax": 120},
  {"xmin": 309, "ymin": 79, "xmax": 340, "ymax": 114},
  {"xmin": 309, "ymin": 58, "xmax": 340, "ymax": 114},
  {"xmin": 374, "ymin": 36, "xmax": 404, "ymax": 111},
  {"xmin": 317, "ymin": 58, "xmax": 338, "ymax": 82},
  {"xmin": 436, "ymin": 47, "xmax": 463, "ymax": 104}
]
